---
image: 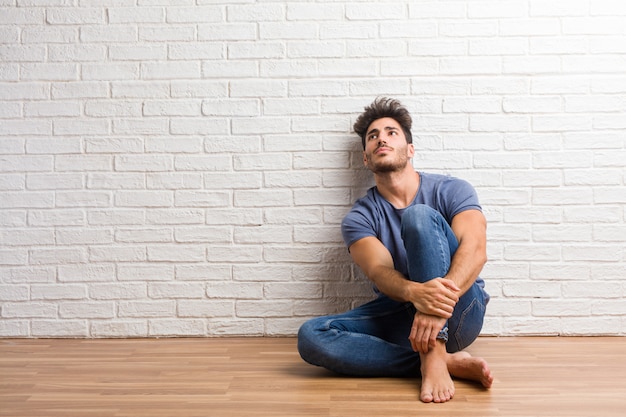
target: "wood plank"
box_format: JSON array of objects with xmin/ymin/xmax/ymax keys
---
[{"xmin": 1, "ymin": 337, "xmax": 626, "ymax": 416}]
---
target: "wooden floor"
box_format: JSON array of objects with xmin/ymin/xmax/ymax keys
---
[{"xmin": 1, "ymin": 337, "xmax": 626, "ymax": 417}]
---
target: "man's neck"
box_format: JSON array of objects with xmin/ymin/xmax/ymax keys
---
[{"xmin": 373, "ymin": 166, "xmax": 420, "ymax": 209}]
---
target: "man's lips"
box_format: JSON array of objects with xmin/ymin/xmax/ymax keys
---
[{"xmin": 374, "ymin": 147, "xmax": 392, "ymax": 154}]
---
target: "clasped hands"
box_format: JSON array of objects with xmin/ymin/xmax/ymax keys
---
[{"xmin": 408, "ymin": 277, "xmax": 460, "ymax": 354}]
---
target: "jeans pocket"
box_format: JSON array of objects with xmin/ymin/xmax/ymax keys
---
[{"xmin": 452, "ymin": 297, "xmax": 486, "ymax": 351}]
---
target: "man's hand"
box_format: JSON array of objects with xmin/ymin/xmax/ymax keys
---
[
  {"xmin": 409, "ymin": 312, "xmax": 448, "ymax": 353},
  {"xmin": 410, "ymin": 277, "xmax": 460, "ymax": 318}
]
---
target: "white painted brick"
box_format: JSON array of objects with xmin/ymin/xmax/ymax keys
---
[
  {"xmin": 147, "ymin": 245, "xmax": 205, "ymax": 262},
  {"xmin": 88, "ymin": 173, "xmax": 145, "ymax": 190},
  {"xmin": 287, "ymin": 3, "xmax": 343, "ymax": 21},
  {"xmin": 89, "ymin": 283, "xmax": 147, "ymax": 300},
  {"xmin": 0, "ymin": 45, "xmax": 46, "ymax": 62},
  {"xmin": 346, "ymin": 3, "xmax": 405, "ymax": 20},
  {"xmin": 264, "ymin": 247, "xmax": 323, "ymax": 264},
  {"xmin": 564, "ymin": 205, "xmax": 621, "ymax": 223},
  {"xmin": 114, "ymin": 118, "xmax": 169, "ymax": 135},
  {"xmin": 54, "ymin": 119, "xmax": 110, "ymax": 136},
  {"xmin": 89, "ymin": 246, "xmax": 146, "ymax": 262},
  {"xmin": 26, "ymin": 173, "xmax": 84, "ymax": 190},
  {"xmin": 0, "ymin": 284, "xmax": 29, "ymax": 301},
  {"xmin": 108, "ymin": 7, "xmax": 164, "ymax": 23},
  {"xmin": 147, "ymin": 172, "xmax": 202, "ymax": 189},
  {"xmin": 110, "ymin": 45, "xmax": 167, "ymax": 61},
  {"xmin": 530, "ymin": 37, "xmax": 587, "ymax": 55},
  {"xmin": 0, "ymin": 120, "xmax": 52, "ymax": 136},
  {"xmin": 0, "ymin": 321, "xmax": 29, "ymax": 337},
  {"xmin": 146, "ymin": 137, "xmax": 203, "ymax": 153},
  {"xmin": 145, "ymin": 208, "xmax": 204, "ymax": 225},
  {"xmin": 441, "ymin": 57, "xmax": 501, "ymax": 75},
  {"xmin": 21, "ymin": 63, "xmax": 78, "ymax": 81},
  {"xmin": 88, "ymin": 209, "xmax": 144, "ymax": 226},
  {"xmin": 227, "ymin": 4, "xmax": 284, "ymax": 22},
  {"xmin": 114, "ymin": 155, "xmax": 172, "ymax": 172},
  {"xmin": 209, "ymin": 318, "xmax": 264, "ymax": 336},
  {"xmin": 175, "ymin": 264, "xmax": 231, "ymax": 281},
  {"xmin": 0, "ymin": 191, "xmax": 54, "ymax": 209},
  {"xmin": 321, "ymin": 59, "xmax": 378, "ymax": 77},
  {"xmin": 5, "ymin": 267, "xmax": 55, "ymax": 283},
  {"xmin": 206, "ymin": 245, "xmax": 263, "ymax": 263},
  {"xmin": 149, "ymin": 319, "xmax": 207, "ymax": 336},
  {"xmin": 233, "ymin": 265, "xmax": 292, "ymax": 282},
  {"xmin": 236, "ymin": 300, "xmax": 292, "ymax": 318},
  {"xmin": 91, "ymin": 321, "xmax": 148, "ymax": 338},
  {"xmin": 533, "ymin": 187, "xmax": 593, "ymax": 205},
  {"xmin": 28, "ymin": 209, "xmax": 85, "ymax": 227},
  {"xmin": 60, "ymin": 301, "xmax": 115, "ymax": 319},
  {"xmin": 118, "ymin": 300, "xmax": 175, "ymax": 318},
  {"xmin": 175, "ymin": 190, "xmax": 230, "ymax": 208},
  {"xmin": 115, "ymin": 190, "xmax": 172, "ymax": 208},
  {"xmin": 49, "ymin": 45, "xmax": 106, "ymax": 62},
  {"xmin": 139, "ymin": 25, "xmax": 195, "ymax": 42},
  {"xmin": 148, "ymin": 282, "xmax": 205, "ymax": 299},
  {"xmin": 56, "ymin": 191, "xmax": 111, "ymax": 208},
  {"xmin": 504, "ymin": 244, "xmax": 561, "ymax": 261},
  {"xmin": 205, "ymin": 209, "xmax": 262, "ymax": 227},
  {"xmin": 177, "ymin": 300, "xmax": 234, "ymax": 317},
  {"xmin": 233, "ymin": 225, "xmax": 292, "ymax": 244},
  {"xmin": 171, "ymin": 118, "xmax": 229, "ymax": 135},
  {"xmin": 166, "ymin": 6, "xmax": 223, "ymax": 23},
  {"xmin": 503, "ymin": 96, "xmax": 561, "ymax": 113},
  {"xmin": 83, "ymin": 63, "xmax": 139, "ymax": 81},
  {"xmin": 58, "ymin": 264, "xmax": 116, "ymax": 282},
  {"xmin": 174, "ymin": 226, "xmax": 232, "ymax": 243},
  {"xmin": 118, "ymin": 264, "xmax": 174, "ymax": 281},
  {"xmin": 260, "ymin": 22, "xmax": 317, "ymax": 40},
  {"xmin": 3, "ymin": 302, "xmax": 57, "ymax": 318},
  {"xmin": 31, "ymin": 320, "xmax": 88, "ymax": 337},
  {"xmin": 206, "ymin": 282, "xmax": 263, "ymax": 299}
]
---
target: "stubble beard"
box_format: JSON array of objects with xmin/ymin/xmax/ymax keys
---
[{"xmin": 366, "ymin": 147, "xmax": 411, "ymax": 174}]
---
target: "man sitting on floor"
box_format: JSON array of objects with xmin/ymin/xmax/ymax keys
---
[{"xmin": 297, "ymin": 97, "xmax": 494, "ymax": 403}]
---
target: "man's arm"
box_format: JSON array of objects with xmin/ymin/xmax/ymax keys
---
[
  {"xmin": 348, "ymin": 237, "xmax": 460, "ymax": 319},
  {"xmin": 445, "ymin": 209, "xmax": 488, "ymax": 294}
]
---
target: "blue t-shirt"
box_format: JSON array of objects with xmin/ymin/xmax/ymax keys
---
[{"xmin": 341, "ymin": 171, "xmax": 486, "ymax": 291}]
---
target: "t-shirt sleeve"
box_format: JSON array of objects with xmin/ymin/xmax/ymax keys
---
[
  {"xmin": 341, "ymin": 205, "xmax": 377, "ymax": 249},
  {"xmin": 439, "ymin": 177, "xmax": 482, "ymax": 221}
]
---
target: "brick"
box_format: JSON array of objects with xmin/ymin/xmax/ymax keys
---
[
  {"xmin": 31, "ymin": 320, "xmax": 88, "ymax": 337},
  {"xmin": 149, "ymin": 319, "xmax": 206, "ymax": 336},
  {"xmin": 118, "ymin": 264, "xmax": 174, "ymax": 281}
]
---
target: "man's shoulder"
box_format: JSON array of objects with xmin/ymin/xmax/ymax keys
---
[{"xmin": 420, "ymin": 171, "xmax": 474, "ymax": 191}]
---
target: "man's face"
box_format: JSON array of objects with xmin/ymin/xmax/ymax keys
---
[{"xmin": 362, "ymin": 117, "xmax": 414, "ymax": 173}]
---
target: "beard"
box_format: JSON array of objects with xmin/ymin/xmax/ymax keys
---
[{"xmin": 365, "ymin": 145, "xmax": 412, "ymax": 174}]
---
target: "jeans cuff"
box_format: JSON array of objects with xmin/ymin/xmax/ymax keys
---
[{"xmin": 437, "ymin": 325, "xmax": 449, "ymax": 342}]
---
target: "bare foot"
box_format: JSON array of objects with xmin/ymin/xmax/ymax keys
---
[
  {"xmin": 446, "ymin": 351, "xmax": 494, "ymax": 388},
  {"xmin": 419, "ymin": 343, "xmax": 455, "ymax": 403}
]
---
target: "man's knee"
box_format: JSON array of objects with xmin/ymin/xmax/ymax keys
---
[
  {"xmin": 297, "ymin": 318, "xmax": 323, "ymax": 365},
  {"xmin": 401, "ymin": 204, "xmax": 441, "ymax": 234}
]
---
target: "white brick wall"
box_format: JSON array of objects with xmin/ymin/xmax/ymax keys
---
[{"xmin": 1, "ymin": 1, "xmax": 625, "ymax": 338}]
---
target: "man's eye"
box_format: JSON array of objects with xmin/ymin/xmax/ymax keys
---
[{"xmin": 369, "ymin": 135, "xmax": 377, "ymax": 140}]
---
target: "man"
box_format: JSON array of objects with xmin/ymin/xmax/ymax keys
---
[{"xmin": 297, "ymin": 97, "xmax": 493, "ymax": 403}]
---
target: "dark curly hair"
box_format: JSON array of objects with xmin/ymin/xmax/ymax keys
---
[{"xmin": 353, "ymin": 97, "xmax": 413, "ymax": 150}]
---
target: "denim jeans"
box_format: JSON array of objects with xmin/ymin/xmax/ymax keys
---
[{"xmin": 297, "ymin": 204, "xmax": 488, "ymax": 377}]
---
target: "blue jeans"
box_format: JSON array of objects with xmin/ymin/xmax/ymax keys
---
[{"xmin": 297, "ymin": 205, "xmax": 489, "ymax": 377}]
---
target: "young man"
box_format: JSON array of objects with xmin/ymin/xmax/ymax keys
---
[{"xmin": 297, "ymin": 97, "xmax": 493, "ymax": 403}]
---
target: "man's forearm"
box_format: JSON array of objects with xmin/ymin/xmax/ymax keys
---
[{"xmin": 443, "ymin": 243, "xmax": 486, "ymax": 296}]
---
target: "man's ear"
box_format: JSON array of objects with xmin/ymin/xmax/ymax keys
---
[
  {"xmin": 407, "ymin": 143, "xmax": 415, "ymax": 158},
  {"xmin": 362, "ymin": 150, "xmax": 368, "ymax": 166}
]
